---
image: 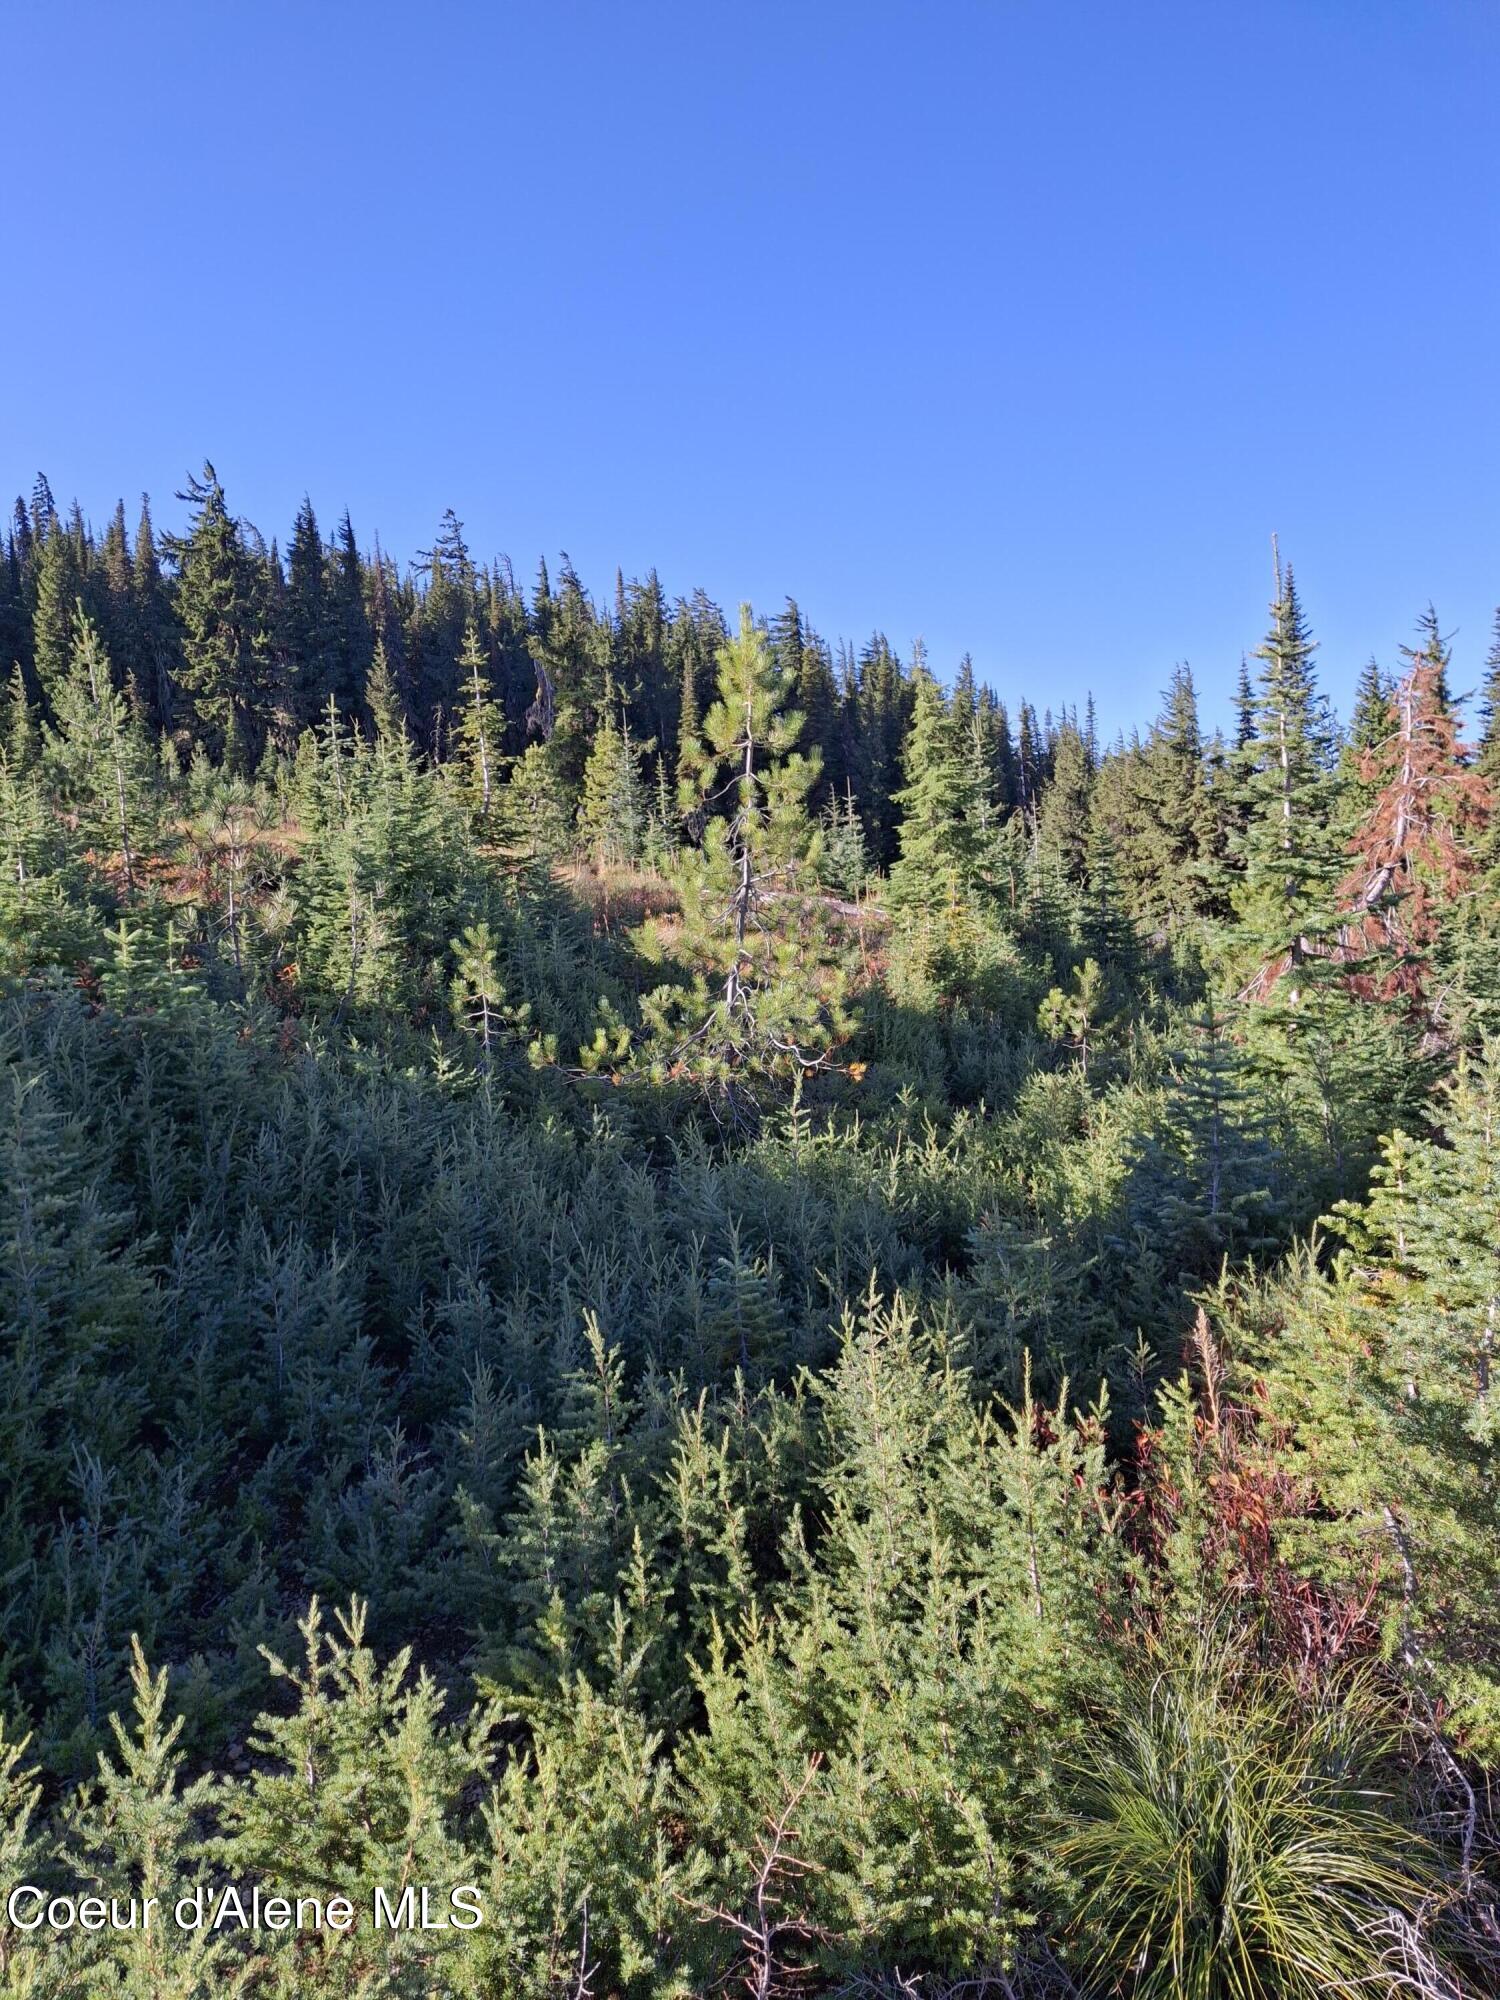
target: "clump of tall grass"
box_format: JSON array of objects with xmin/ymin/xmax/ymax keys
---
[{"xmin": 1057, "ymin": 1644, "xmax": 1448, "ymax": 2000}]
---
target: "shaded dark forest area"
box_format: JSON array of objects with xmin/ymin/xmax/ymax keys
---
[{"xmin": 2, "ymin": 468, "xmax": 1498, "ymax": 1995}]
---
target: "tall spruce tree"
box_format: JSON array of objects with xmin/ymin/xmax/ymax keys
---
[
  {"xmin": 888, "ymin": 667, "xmax": 983, "ymax": 909},
  {"xmin": 1234, "ymin": 563, "xmax": 1340, "ymax": 1001},
  {"xmin": 284, "ymin": 495, "xmax": 338, "ymax": 726},
  {"xmin": 131, "ymin": 495, "xmax": 177, "ymax": 730},
  {"xmin": 1130, "ymin": 665, "xmax": 1222, "ymax": 924},
  {"xmin": 1036, "ymin": 719, "xmax": 1093, "ymax": 889},
  {"xmin": 165, "ymin": 464, "xmax": 278, "ymax": 769}
]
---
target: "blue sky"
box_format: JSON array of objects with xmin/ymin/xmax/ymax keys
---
[{"xmin": 4, "ymin": 1, "xmax": 1496, "ymax": 737}]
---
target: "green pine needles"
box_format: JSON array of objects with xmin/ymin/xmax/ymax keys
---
[{"xmin": 0, "ymin": 475, "xmax": 1495, "ymax": 1996}]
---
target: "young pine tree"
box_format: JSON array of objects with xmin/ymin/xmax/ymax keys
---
[
  {"xmin": 647, "ymin": 605, "xmax": 844, "ymax": 1111},
  {"xmin": 577, "ymin": 676, "xmax": 649, "ymax": 869},
  {"xmin": 454, "ymin": 616, "xmax": 506, "ymax": 826},
  {"xmin": 41, "ymin": 605, "xmax": 160, "ymax": 898}
]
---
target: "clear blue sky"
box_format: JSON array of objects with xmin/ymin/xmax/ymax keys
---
[{"xmin": 5, "ymin": 1, "xmax": 1497, "ymax": 737}]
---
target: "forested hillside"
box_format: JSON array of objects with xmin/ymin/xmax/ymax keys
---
[{"xmin": 2, "ymin": 467, "xmax": 1498, "ymax": 1996}]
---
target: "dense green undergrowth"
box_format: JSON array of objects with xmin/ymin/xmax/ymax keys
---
[{"xmin": 1, "ymin": 477, "xmax": 1498, "ymax": 1993}]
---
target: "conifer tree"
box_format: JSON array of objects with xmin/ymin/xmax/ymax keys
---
[
  {"xmin": 284, "ymin": 494, "xmax": 338, "ymax": 726},
  {"xmin": 1037, "ymin": 958, "xmax": 1110, "ymax": 1078},
  {"xmin": 1235, "ymin": 564, "xmax": 1340, "ymax": 1001},
  {"xmin": 494, "ymin": 742, "xmax": 572, "ymax": 867},
  {"xmin": 330, "ymin": 507, "xmax": 373, "ymax": 719},
  {"xmin": 647, "ymin": 605, "xmax": 842, "ymax": 1108},
  {"xmin": 989, "ymin": 694, "xmax": 1020, "ymax": 816},
  {"xmin": 1132, "ymin": 1008, "xmax": 1284, "ymax": 1273},
  {"xmin": 96, "ymin": 499, "xmax": 134, "ymax": 669},
  {"xmin": 1478, "ymin": 607, "xmax": 1500, "ymax": 784},
  {"xmin": 454, "ymin": 616, "xmax": 505, "ymax": 824},
  {"xmin": 1232, "ymin": 654, "xmax": 1256, "ymax": 751},
  {"xmin": 888, "ymin": 668, "xmax": 982, "ymax": 909},
  {"xmin": 365, "ymin": 635, "xmax": 407, "ymax": 743},
  {"xmin": 1082, "ymin": 820, "xmax": 1141, "ymax": 975},
  {"xmin": 1335, "ymin": 623, "xmax": 1490, "ymax": 1003},
  {"xmin": 165, "ymin": 464, "xmax": 277, "ymax": 769},
  {"xmin": 852, "ymin": 632, "xmax": 908, "ymax": 867},
  {"xmin": 529, "ymin": 558, "xmax": 611, "ymax": 803},
  {"xmin": 0, "ymin": 528, "xmax": 28, "ymax": 693},
  {"xmin": 412, "ymin": 507, "xmax": 478, "ymax": 744},
  {"xmin": 1216, "ymin": 654, "xmax": 1259, "ymax": 871},
  {"xmin": 1335, "ymin": 656, "xmax": 1394, "ymax": 840},
  {"xmin": 667, "ymin": 587, "xmax": 726, "ymax": 791},
  {"xmin": 577, "ymin": 675, "xmax": 648, "ymax": 868},
  {"xmin": 41, "ymin": 606, "xmax": 159, "ymax": 898},
  {"xmin": 1289, "ymin": 1046, "xmax": 1500, "ymax": 1748},
  {"xmin": 450, "ymin": 921, "xmax": 520, "ymax": 1067},
  {"xmin": 29, "ymin": 511, "xmax": 89, "ymax": 711},
  {"xmin": 1036, "ymin": 719, "xmax": 1092, "ymax": 888},
  {"xmin": 131, "ymin": 495, "xmax": 177, "ymax": 731},
  {"xmin": 816, "ymin": 781, "xmax": 870, "ymax": 899},
  {"xmin": 1130, "ymin": 665, "xmax": 1221, "ymax": 923},
  {"xmin": 4, "ymin": 661, "xmax": 39, "ymax": 773},
  {"xmin": 57, "ymin": 1638, "xmax": 223, "ymax": 1997}
]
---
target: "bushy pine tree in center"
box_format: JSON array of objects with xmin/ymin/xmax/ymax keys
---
[{"xmin": 642, "ymin": 605, "xmax": 848, "ymax": 1115}]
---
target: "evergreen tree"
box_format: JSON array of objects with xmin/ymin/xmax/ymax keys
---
[
  {"xmin": 4, "ymin": 661, "xmax": 40, "ymax": 773},
  {"xmin": 284, "ymin": 494, "xmax": 338, "ymax": 726},
  {"xmin": 529, "ymin": 556, "xmax": 611, "ymax": 804},
  {"xmin": 1036, "ymin": 719, "xmax": 1092, "ymax": 888},
  {"xmin": 1131, "ymin": 1008, "xmax": 1284, "ymax": 1273},
  {"xmin": 888, "ymin": 668, "xmax": 982, "ymax": 909},
  {"xmin": 330, "ymin": 507, "xmax": 373, "ymax": 719},
  {"xmin": 852, "ymin": 632, "xmax": 908, "ymax": 867},
  {"xmin": 41, "ymin": 606, "xmax": 159, "ymax": 897},
  {"xmin": 454, "ymin": 616, "xmax": 505, "ymax": 824},
  {"xmin": 1335, "ymin": 624, "xmax": 1490, "ymax": 1004},
  {"xmin": 30, "ymin": 511, "xmax": 89, "ymax": 711},
  {"xmin": 131, "ymin": 495, "xmax": 177, "ymax": 731},
  {"xmin": 577, "ymin": 676, "xmax": 649, "ymax": 868},
  {"xmin": 1037, "ymin": 957, "xmax": 1110, "ymax": 1078},
  {"xmin": 1129, "ymin": 665, "xmax": 1221, "ymax": 924},
  {"xmin": 365, "ymin": 635, "xmax": 407, "ymax": 743},
  {"xmin": 410, "ymin": 507, "xmax": 478, "ymax": 747},
  {"xmin": 647, "ymin": 605, "xmax": 843, "ymax": 1109},
  {"xmin": 1478, "ymin": 606, "xmax": 1500, "ymax": 783},
  {"xmin": 494, "ymin": 742, "xmax": 572, "ymax": 867},
  {"xmin": 1235, "ymin": 564, "xmax": 1340, "ymax": 1001},
  {"xmin": 816, "ymin": 781, "xmax": 870, "ymax": 899},
  {"xmin": 165, "ymin": 464, "xmax": 279, "ymax": 769}
]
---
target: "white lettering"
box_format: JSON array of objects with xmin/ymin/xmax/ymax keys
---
[
  {"xmin": 450, "ymin": 1885, "xmax": 483, "ymax": 1930},
  {"xmin": 373, "ymin": 1885, "xmax": 417, "ymax": 1929},
  {"xmin": 210, "ymin": 1885, "xmax": 250, "ymax": 1930},
  {"xmin": 7, "ymin": 1886, "xmax": 45, "ymax": 1931}
]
